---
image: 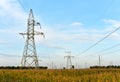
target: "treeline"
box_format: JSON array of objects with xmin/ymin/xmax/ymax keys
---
[
  {"xmin": 0, "ymin": 66, "xmax": 47, "ymax": 69},
  {"xmin": 90, "ymin": 65, "xmax": 120, "ymax": 69}
]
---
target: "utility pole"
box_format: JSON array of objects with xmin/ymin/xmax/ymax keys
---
[
  {"xmin": 19, "ymin": 9, "xmax": 45, "ymax": 68},
  {"xmin": 64, "ymin": 51, "xmax": 74, "ymax": 69},
  {"xmin": 85, "ymin": 62, "xmax": 87, "ymax": 68},
  {"xmin": 98, "ymin": 55, "xmax": 101, "ymax": 66},
  {"xmin": 51, "ymin": 61, "xmax": 54, "ymax": 69}
]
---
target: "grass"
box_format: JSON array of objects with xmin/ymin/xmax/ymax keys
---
[{"xmin": 0, "ymin": 69, "xmax": 120, "ymax": 82}]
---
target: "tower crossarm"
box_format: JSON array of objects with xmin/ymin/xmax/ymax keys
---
[
  {"xmin": 19, "ymin": 33, "xmax": 27, "ymax": 38},
  {"xmin": 19, "ymin": 33, "xmax": 27, "ymax": 35},
  {"xmin": 19, "ymin": 31, "xmax": 45, "ymax": 38},
  {"xmin": 64, "ymin": 55, "xmax": 74, "ymax": 58},
  {"xmin": 34, "ymin": 31, "xmax": 45, "ymax": 38}
]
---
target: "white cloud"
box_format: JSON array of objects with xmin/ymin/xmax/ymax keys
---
[
  {"xmin": 71, "ymin": 22, "xmax": 83, "ymax": 26},
  {"xmin": 45, "ymin": 44, "xmax": 65, "ymax": 50},
  {"xmin": 109, "ymin": 33, "xmax": 120, "ymax": 40},
  {"xmin": 0, "ymin": 0, "xmax": 27, "ymax": 30},
  {"xmin": 102, "ymin": 19, "xmax": 120, "ymax": 41},
  {"xmin": 103, "ymin": 19, "xmax": 120, "ymax": 28},
  {"xmin": 0, "ymin": 0, "xmax": 26, "ymax": 19},
  {"xmin": 111, "ymin": 33, "xmax": 120, "ymax": 37},
  {"xmin": 0, "ymin": 0, "xmax": 27, "ymax": 43},
  {"xmin": 0, "ymin": 39, "xmax": 8, "ymax": 44}
]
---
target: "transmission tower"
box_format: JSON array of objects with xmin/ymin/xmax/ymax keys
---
[
  {"xmin": 19, "ymin": 9, "xmax": 45, "ymax": 68},
  {"xmin": 64, "ymin": 51, "xmax": 74, "ymax": 69}
]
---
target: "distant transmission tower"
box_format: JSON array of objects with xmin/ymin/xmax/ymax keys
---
[
  {"xmin": 19, "ymin": 9, "xmax": 45, "ymax": 68},
  {"xmin": 64, "ymin": 51, "xmax": 74, "ymax": 69}
]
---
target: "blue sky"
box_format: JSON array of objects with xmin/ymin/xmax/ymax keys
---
[{"xmin": 1, "ymin": 0, "xmax": 120, "ymax": 68}]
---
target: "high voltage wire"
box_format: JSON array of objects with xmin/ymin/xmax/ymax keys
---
[
  {"xmin": 0, "ymin": 53, "xmax": 21, "ymax": 57},
  {"xmin": 82, "ymin": 43, "xmax": 120, "ymax": 58},
  {"xmin": 92, "ymin": 43, "xmax": 120, "ymax": 56},
  {"xmin": 17, "ymin": 0, "xmax": 28, "ymax": 13},
  {"xmin": 78, "ymin": 0, "xmax": 115, "ymax": 56},
  {"xmin": 101, "ymin": 0, "xmax": 114, "ymax": 16},
  {"xmin": 100, "ymin": 49, "xmax": 120, "ymax": 56},
  {"xmin": 95, "ymin": 0, "xmax": 114, "ymax": 21},
  {"xmin": 77, "ymin": 26, "xmax": 120, "ymax": 56}
]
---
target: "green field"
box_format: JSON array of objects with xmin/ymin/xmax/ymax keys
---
[{"xmin": 0, "ymin": 69, "xmax": 120, "ymax": 82}]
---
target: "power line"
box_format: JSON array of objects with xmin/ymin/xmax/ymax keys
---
[
  {"xmin": 88, "ymin": 48, "xmax": 120, "ymax": 57},
  {"xmin": 82, "ymin": 43, "xmax": 120, "ymax": 58},
  {"xmin": 17, "ymin": 0, "xmax": 28, "ymax": 13},
  {"xmin": 101, "ymin": 49, "xmax": 120, "ymax": 56},
  {"xmin": 93, "ymin": 43, "xmax": 120, "ymax": 56},
  {"xmin": 0, "ymin": 53, "xmax": 21, "ymax": 57},
  {"xmin": 100, "ymin": 0, "xmax": 114, "ymax": 18},
  {"xmin": 77, "ymin": 26, "xmax": 120, "ymax": 56}
]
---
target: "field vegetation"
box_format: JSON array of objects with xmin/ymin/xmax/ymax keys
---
[{"xmin": 0, "ymin": 69, "xmax": 120, "ymax": 82}]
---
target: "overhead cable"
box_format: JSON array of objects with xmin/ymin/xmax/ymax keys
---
[
  {"xmin": 77, "ymin": 26, "xmax": 120, "ymax": 56},
  {"xmin": 17, "ymin": 0, "xmax": 28, "ymax": 13}
]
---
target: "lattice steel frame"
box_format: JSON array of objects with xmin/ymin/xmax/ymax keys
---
[{"xmin": 20, "ymin": 9, "xmax": 44, "ymax": 68}]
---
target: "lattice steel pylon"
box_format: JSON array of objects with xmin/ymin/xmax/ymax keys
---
[
  {"xmin": 19, "ymin": 9, "xmax": 45, "ymax": 68},
  {"xmin": 64, "ymin": 51, "xmax": 74, "ymax": 69}
]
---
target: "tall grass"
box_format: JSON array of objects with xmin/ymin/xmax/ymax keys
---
[{"xmin": 0, "ymin": 69, "xmax": 120, "ymax": 82}]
